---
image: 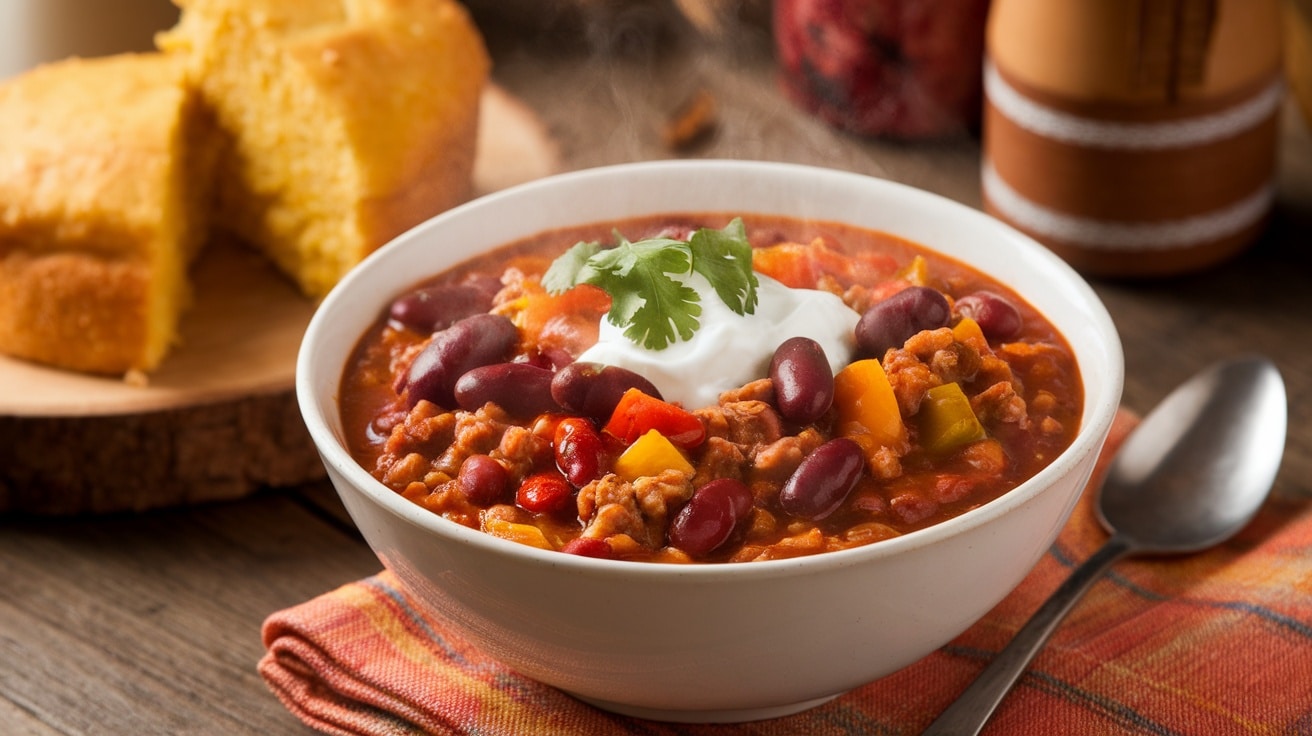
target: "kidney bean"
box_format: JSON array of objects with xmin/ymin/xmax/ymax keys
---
[
  {"xmin": 560, "ymin": 537, "xmax": 614, "ymax": 559},
  {"xmin": 954, "ymin": 290, "xmax": 1023, "ymax": 341},
  {"xmin": 517, "ymin": 471, "xmax": 574, "ymax": 514},
  {"xmin": 778, "ymin": 438, "xmax": 865, "ymax": 520},
  {"xmin": 854, "ymin": 285, "xmax": 951, "ymax": 358},
  {"xmin": 456, "ymin": 454, "xmax": 509, "ymax": 506},
  {"xmin": 454, "ymin": 362, "xmax": 559, "ymax": 417},
  {"xmin": 769, "ymin": 337, "xmax": 834, "ymax": 424},
  {"xmin": 554, "ymin": 417, "xmax": 606, "ymax": 487},
  {"xmin": 533, "ymin": 346, "xmax": 577, "ymax": 371},
  {"xmin": 669, "ymin": 478, "xmax": 755, "ymax": 556},
  {"xmin": 550, "ymin": 362, "xmax": 663, "ymax": 421},
  {"xmin": 720, "ymin": 478, "xmax": 755, "ymax": 519},
  {"xmin": 387, "ymin": 283, "xmax": 495, "ymax": 333},
  {"xmin": 459, "ymin": 272, "xmax": 504, "ymax": 304},
  {"xmin": 403, "ymin": 314, "xmax": 517, "ymax": 408}
]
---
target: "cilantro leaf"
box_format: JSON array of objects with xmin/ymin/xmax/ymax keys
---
[
  {"xmin": 619, "ymin": 270, "xmax": 701, "ymax": 350},
  {"xmin": 587, "ymin": 233, "xmax": 689, "ymax": 280},
  {"xmin": 542, "ymin": 240, "xmax": 602, "ymax": 293},
  {"xmin": 589, "ymin": 235, "xmax": 696, "ymax": 350},
  {"xmin": 542, "ymin": 219, "xmax": 759, "ymax": 350},
  {"xmin": 689, "ymin": 218, "xmax": 758, "ymax": 315}
]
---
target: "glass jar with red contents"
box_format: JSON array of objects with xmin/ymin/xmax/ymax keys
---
[{"xmin": 773, "ymin": 0, "xmax": 992, "ymax": 140}]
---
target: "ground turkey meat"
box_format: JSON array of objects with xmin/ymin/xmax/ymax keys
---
[
  {"xmin": 375, "ymin": 403, "xmax": 551, "ymax": 493},
  {"xmin": 375, "ymin": 400, "xmax": 456, "ymax": 487},
  {"xmin": 696, "ymin": 399, "xmax": 785, "ymax": 449},
  {"xmin": 577, "ymin": 469, "xmax": 694, "ymax": 548},
  {"xmin": 883, "ymin": 327, "xmax": 1028, "ymax": 429},
  {"xmin": 747, "ymin": 428, "xmax": 826, "ymax": 501},
  {"xmin": 692, "ymin": 437, "xmax": 747, "ymax": 487},
  {"xmin": 492, "ymin": 424, "xmax": 551, "ymax": 480},
  {"xmin": 884, "ymin": 328, "xmax": 982, "ymax": 415},
  {"xmin": 716, "ymin": 378, "xmax": 775, "ymax": 404}
]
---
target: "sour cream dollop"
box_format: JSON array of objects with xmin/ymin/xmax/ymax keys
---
[{"xmin": 577, "ymin": 272, "xmax": 858, "ymax": 410}]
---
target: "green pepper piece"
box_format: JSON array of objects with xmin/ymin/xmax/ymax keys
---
[{"xmin": 918, "ymin": 382, "xmax": 986, "ymax": 454}]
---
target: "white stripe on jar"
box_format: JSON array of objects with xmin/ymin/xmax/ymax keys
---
[
  {"xmin": 982, "ymin": 160, "xmax": 1275, "ymax": 251},
  {"xmin": 984, "ymin": 60, "xmax": 1284, "ymax": 150}
]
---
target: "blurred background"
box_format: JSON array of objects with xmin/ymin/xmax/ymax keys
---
[{"xmin": 0, "ymin": 0, "xmax": 179, "ymax": 79}]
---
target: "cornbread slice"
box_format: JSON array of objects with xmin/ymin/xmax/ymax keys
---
[
  {"xmin": 0, "ymin": 53, "xmax": 216, "ymax": 375},
  {"xmin": 158, "ymin": 0, "xmax": 490, "ymax": 297}
]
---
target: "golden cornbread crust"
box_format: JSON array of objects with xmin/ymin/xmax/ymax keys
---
[
  {"xmin": 0, "ymin": 252, "xmax": 150, "ymax": 375},
  {"xmin": 0, "ymin": 54, "xmax": 213, "ymax": 374},
  {"xmin": 159, "ymin": 0, "xmax": 490, "ymax": 297}
]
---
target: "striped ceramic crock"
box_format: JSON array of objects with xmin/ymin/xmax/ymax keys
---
[{"xmin": 982, "ymin": 0, "xmax": 1284, "ymax": 277}]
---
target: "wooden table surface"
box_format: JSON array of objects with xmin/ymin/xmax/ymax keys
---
[{"xmin": 3, "ymin": 10, "xmax": 1310, "ymax": 734}]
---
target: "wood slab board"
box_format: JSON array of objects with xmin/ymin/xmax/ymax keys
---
[{"xmin": 0, "ymin": 85, "xmax": 559, "ymax": 513}]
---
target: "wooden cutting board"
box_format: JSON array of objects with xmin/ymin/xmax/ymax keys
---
[{"xmin": 0, "ymin": 85, "xmax": 559, "ymax": 513}]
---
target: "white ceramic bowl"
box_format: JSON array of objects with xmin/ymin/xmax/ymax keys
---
[{"xmin": 297, "ymin": 160, "xmax": 1123, "ymax": 723}]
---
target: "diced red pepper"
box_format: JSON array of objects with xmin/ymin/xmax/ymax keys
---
[{"xmin": 602, "ymin": 388, "xmax": 706, "ymax": 449}]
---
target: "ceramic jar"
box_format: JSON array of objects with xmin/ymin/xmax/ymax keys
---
[{"xmin": 983, "ymin": 0, "xmax": 1284, "ymax": 277}]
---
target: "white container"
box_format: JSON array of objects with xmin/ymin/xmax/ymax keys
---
[{"xmin": 0, "ymin": 0, "xmax": 179, "ymax": 79}]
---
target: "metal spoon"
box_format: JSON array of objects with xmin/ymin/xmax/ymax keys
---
[{"xmin": 923, "ymin": 355, "xmax": 1287, "ymax": 736}]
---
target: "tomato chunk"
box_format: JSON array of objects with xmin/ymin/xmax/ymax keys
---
[{"xmin": 602, "ymin": 388, "xmax": 706, "ymax": 449}]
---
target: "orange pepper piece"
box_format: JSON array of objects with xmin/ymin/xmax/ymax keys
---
[{"xmin": 833, "ymin": 359, "xmax": 907, "ymax": 457}]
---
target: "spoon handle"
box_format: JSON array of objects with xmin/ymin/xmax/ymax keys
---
[{"xmin": 921, "ymin": 534, "xmax": 1134, "ymax": 736}]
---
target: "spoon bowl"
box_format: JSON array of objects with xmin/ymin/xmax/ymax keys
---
[
  {"xmin": 924, "ymin": 355, "xmax": 1287, "ymax": 736},
  {"xmin": 1099, "ymin": 356, "xmax": 1288, "ymax": 553}
]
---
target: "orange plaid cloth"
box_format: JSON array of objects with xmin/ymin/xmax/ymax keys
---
[{"xmin": 259, "ymin": 410, "xmax": 1312, "ymax": 734}]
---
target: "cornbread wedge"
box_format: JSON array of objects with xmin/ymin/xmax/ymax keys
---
[
  {"xmin": 158, "ymin": 0, "xmax": 490, "ymax": 297},
  {"xmin": 0, "ymin": 53, "xmax": 216, "ymax": 374}
]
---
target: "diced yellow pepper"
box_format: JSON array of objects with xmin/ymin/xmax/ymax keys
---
[
  {"xmin": 952, "ymin": 316, "xmax": 987, "ymax": 346},
  {"xmin": 481, "ymin": 517, "xmax": 553, "ymax": 550},
  {"xmin": 833, "ymin": 359, "xmax": 907, "ymax": 457},
  {"xmin": 917, "ymin": 382, "xmax": 986, "ymax": 455},
  {"xmin": 896, "ymin": 255, "xmax": 930, "ymax": 286},
  {"xmin": 613, "ymin": 429, "xmax": 694, "ymax": 481}
]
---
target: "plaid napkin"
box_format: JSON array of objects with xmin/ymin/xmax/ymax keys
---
[{"xmin": 259, "ymin": 409, "xmax": 1312, "ymax": 735}]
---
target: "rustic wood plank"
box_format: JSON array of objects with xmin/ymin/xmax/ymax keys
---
[
  {"xmin": 0, "ymin": 391, "xmax": 325, "ymax": 514},
  {"xmin": 0, "ymin": 698, "xmax": 60, "ymax": 736},
  {"xmin": 0, "ymin": 491, "xmax": 378, "ymax": 734}
]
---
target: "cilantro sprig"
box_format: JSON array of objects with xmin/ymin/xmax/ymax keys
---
[{"xmin": 542, "ymin": 218, "xmax": 759, "ymax": 350}]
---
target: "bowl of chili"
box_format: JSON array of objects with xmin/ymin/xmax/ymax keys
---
[{"xmin": 297, "ymin": 160, "xmax": 1123, "ymax": 722}]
